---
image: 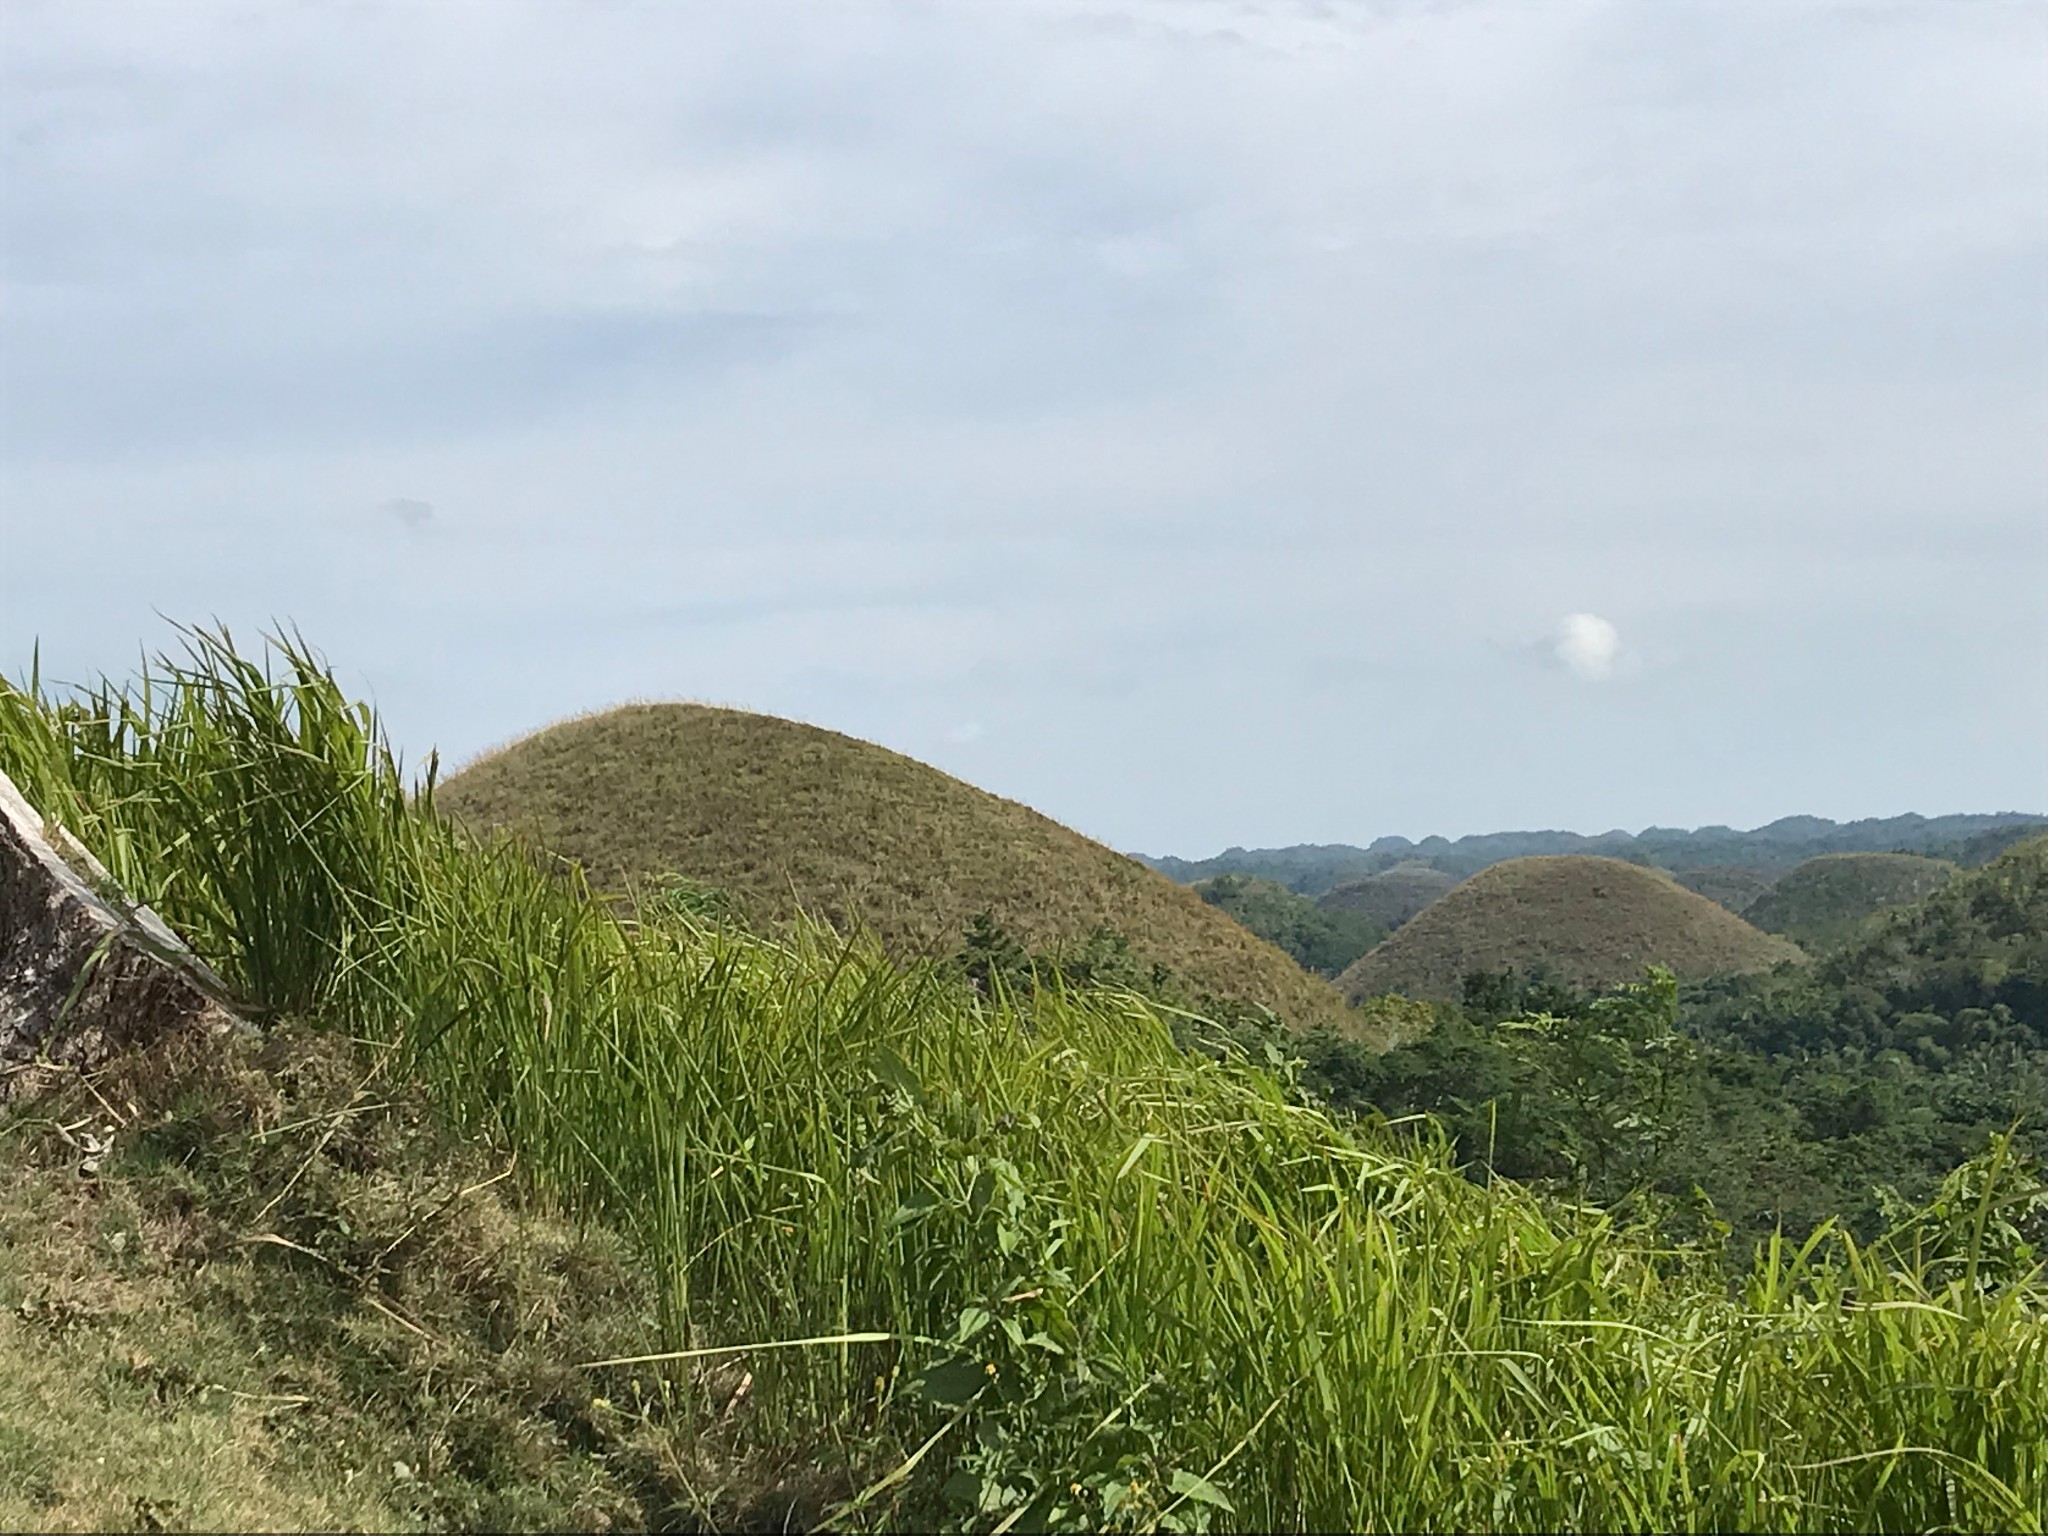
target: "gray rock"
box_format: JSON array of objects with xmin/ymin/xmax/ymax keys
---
[{"xmin": 0, "ymin": 769, "xmax": 248, "ymax": 1101}]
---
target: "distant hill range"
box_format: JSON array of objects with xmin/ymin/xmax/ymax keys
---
[
  {"xmin": 1137, "ymin": 814, "xmax": 2047, "ymax": 897},
  {"xmin": 436, "ymin": 703, "xmax": 1349, "ymax": 1029}
]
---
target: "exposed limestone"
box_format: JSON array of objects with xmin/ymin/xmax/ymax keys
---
[{"xmin": 0, "ymin": 769, "xmax": 247, "ymax": 1100}]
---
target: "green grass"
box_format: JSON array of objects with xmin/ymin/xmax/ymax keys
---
[
  {"xmin": 2, "ymin": 628, "xmax": 2044, "ymax": 1532},
  {"xmin": 1336, "ymin": 856, "xmax": 1807, "ymax": 1005},
  {"xmin": 433, "ymin": 701, "xmax": 1350, "ymax": 1031},
  {"xmin": 1745, "ymin": 852, "xmax": 1958, "ymax": 952}
]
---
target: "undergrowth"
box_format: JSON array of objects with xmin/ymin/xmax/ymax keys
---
[
  {"xmin": 1, "ymin": 627, "xmax": 2044, "ymax": 1532},
  {"xmin": 0, "ymin": 1026, "xmax": 829, "ymax": 1532}
]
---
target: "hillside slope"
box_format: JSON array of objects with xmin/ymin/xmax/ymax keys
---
[
  {"xmin": 437, "ymin": 704, "xmax": 1347, "ymax": 1027},
  {"xmin": 1745, "ymin": 852, "xmax": 1957, "ymax": 951},
  {"xmin": 1671, "ymin": 866, "xmax": 1775, "ymax": 914},
  {"xmin": 1192, "ymin": 874, "xmax": 1383, "ymax": 977},
  {"xmin": 1317, "ymin": 864, "xmax": 1458, "ymax": 930},
  {"xmin": 1336, "ymin": 856, "xmax": 1805, "ymax": 1003}
]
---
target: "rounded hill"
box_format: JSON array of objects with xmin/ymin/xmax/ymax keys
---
[
  {"xmin": 1744, "ymin": 852, "xmax": 1957, "ymax": 952},
  {"xmin": 436, "ymin": 704, "xmax": 1348, "ymax": 1027},
  {"xmin": 1335, "ymin": 855, "xmax": 1805, "ymax": 1003},
  {"xmin": 1316, "ymin": 864, "xmax": 1458, "ymax": 931},
  {"xmin": 1671, "ymin": 866, "xmax": 1776, "ymax": 915}
]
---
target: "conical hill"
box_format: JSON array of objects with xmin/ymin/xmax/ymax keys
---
[
  {"xmin": 437, "ymin": 704, "xmax": 1348, "ymax": 1027},
  {"xmin": 1335, "ymin": 855, "xmax": 1805, "ymax": 1003},
  {"xmin": 1743, "ymin": 852, "xmax": 1957, "ymax": 951}
]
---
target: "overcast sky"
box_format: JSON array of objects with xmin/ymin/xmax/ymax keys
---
[{"xmin": 2, "ymin": 0, "xmax": 2042, "ymax": 856}]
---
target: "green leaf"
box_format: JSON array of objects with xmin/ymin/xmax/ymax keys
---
[
  {"xmin": 1169, "ymin": 1470, "xmax": 1235, "ymax": 1512},
  {"xmin": 908, "ymin": 1356, "xmax": 989, "ymax": 1407},
  {"xmin": 890, "ymin": 1187, "xmax": 941, "ymax": 1226},
  {"xmin": 1117, "ymin": 1134, "xmax": 1162, "ymax": 1181},
  {"xmin": 968, "ymin": 1166, "xmax": 996, "ymax": 1215},
  {"xmin": 954, "ymin": 1304, "xmax": 994, "ymax": 1344},
  {"xmin": 872, "ymin": 1046, "xmax": 926, "ymax": 1103}
]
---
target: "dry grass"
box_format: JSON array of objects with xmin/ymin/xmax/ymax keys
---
[
  {"xmin": 0, "ymin": 1026, "xmax": 805, "ymax": 1534},
  {"xmin": 1337, "ymin": 855, "xmax": 1806, "ymax": 1003},
  {"xmin": 436, "ymin": 703, "xmax": 1349, "ymax": 1029}
]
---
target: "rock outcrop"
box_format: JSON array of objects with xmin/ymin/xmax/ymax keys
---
[{"xmin": 0, "ymin": 770, "xmax": 246, "ymax": 1100}]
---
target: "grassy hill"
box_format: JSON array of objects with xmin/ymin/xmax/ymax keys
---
[
  {"xmin": 1316, "ymin": 864, "xmax": 1458, "ymax": 930},
  {"xmin": 1744, "ymin": 852, "xmax": 1958, "ymax": 951},
  {"xmin": 435, "ymin": 704, "xmax": 1347, "ymax": 1028},
  {"xmin": 1335, "ymin": 855, "xmax": 1805, "ymax": 1003}
]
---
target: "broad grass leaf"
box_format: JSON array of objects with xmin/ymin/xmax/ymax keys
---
[{"xmin": 1169, "ymin": 1469, "xmax": 1236, "ymax": 1512}]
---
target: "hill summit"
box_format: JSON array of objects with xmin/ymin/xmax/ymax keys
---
[
  {"xmin": 1316, "ymin": 864, "xmax": 1458, "ymax": 930},
  {"xmin": 1744, "ymin": 852, "xmax": 1957, "ymax": 951},
  {"xmin": 1335, "ymin": 855, "xmax": 1804, "ymax": 1003},
  {"xmin": 436, "ymin": 703, "xmax": 1348, "ymax": 1027}
]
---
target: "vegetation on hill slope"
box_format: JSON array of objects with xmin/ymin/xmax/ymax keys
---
[
  {"xmin": 1945, "ymin": 822, "xmax": 2048, "ymax": 868},
  {"xmin": 1190, "ymin": 874, "xmax": 1381, "ymax": 977},
  {"xmin": 1335, "ymin": 856, "xmax": 1805, "ymax": 1003},
  {"xmin": 1670, "ymin": 865, "xmax": 1775, "ymax": 914},
  {"xmin": 3, "ymin": 630, "xmax": 2043, "ymax": 1532},
  {"xmin": 1302, "ymin": 837, "xmax": 2048, "ymax": 1251},
  {"xmin": 1744, "ymin": 852, "xmax": 1957, "ymax": 951},
  {"xmin": 435, "ymin": 704, "xmax": 1348, "ymax": 1030},
  {"xmin": 0, "ymin": 1027, "xmax": 725, "ymax": 1532},
  {"xmin": 1315, "ymin": 864, "xmax": 1457, "ymax": 930}
]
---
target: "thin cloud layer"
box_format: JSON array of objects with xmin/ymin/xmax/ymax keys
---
[{"xmin": 1, "ymin": 1, "xmax": 2041, "ymax": 851}]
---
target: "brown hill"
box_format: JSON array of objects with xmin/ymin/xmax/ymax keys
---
[
  {"xmin": 1335, "ymin": 855, "xmax": 1805, "ymax": 1003},
  {"xmin": 435, "ymin": 704, "xmax": 1348, "ymax": 1028},
  {"xmin": 1316, "ymin": 864, "xmax": 1458, "ymax": 930}
]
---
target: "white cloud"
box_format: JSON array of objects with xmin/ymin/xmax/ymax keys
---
[{"xmin": 1554, "ymin": 612, "xmax": 1620, "ymax": 681}]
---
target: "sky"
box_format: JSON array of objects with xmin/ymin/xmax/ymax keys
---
[{"xmin": 2, "ymin": 0, "xmax": 2042, "ymax": 857}]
